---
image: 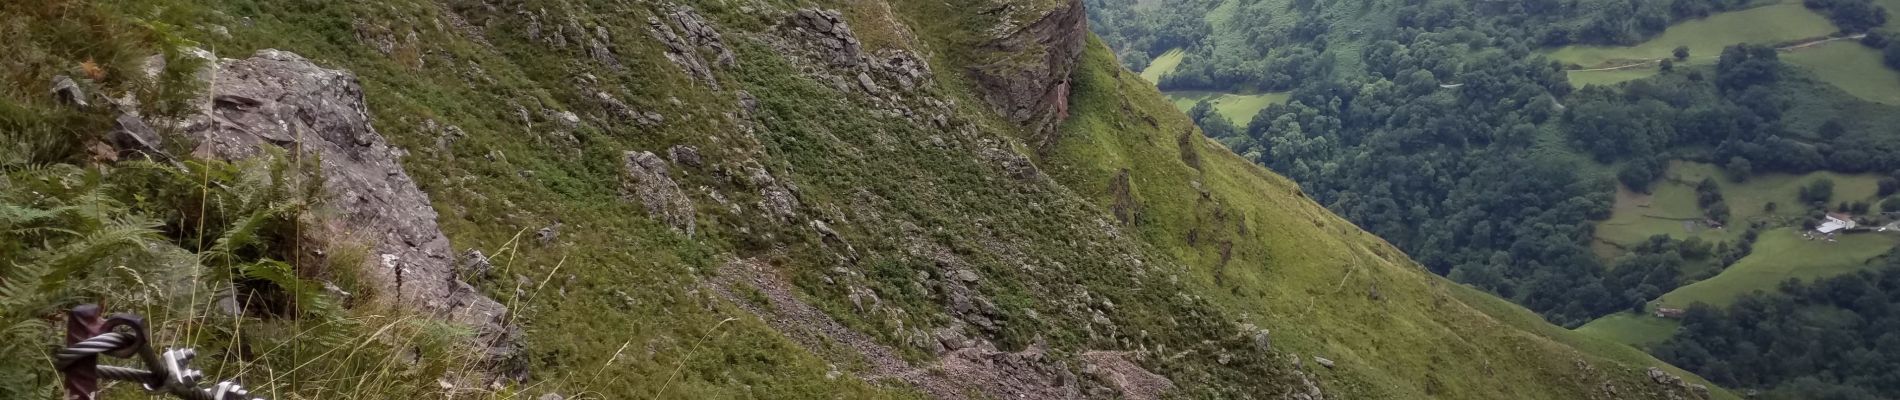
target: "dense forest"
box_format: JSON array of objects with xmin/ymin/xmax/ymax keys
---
[{"xmin": 1655, "ymin": 254, "xmax": 1900, "ymax": 399}]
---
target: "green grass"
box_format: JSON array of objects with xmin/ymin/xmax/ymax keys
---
[
  {"xmin": 1658, "ymin": 228, "xmax": 1898, "ymax": 307},
  {"xmin": 1597, "ymin": 179, "xmax": 1744, "ymax": 250},
  {"xmin": 1139, "ymin": 47, "xmax": 1186, "ymax": 84},
  {"xmin": 1575, "ymin": 313, "xmax": 1683, "ymax": 348},
  {"xmin": 1446, "ymin": 283, "xmax": 1733, "ymax": 398},
  {"xmin": 1595, "ymin": 161, "xmax": 1884, "ymax": 253},
  {"xmin": 1548, "ymin": 3, "xmax": 1837, "ymax": 69},
  {"xmin": 1882, "ymin": 0, "xmax": 1900, "ymax": 29},
  {"xmin": 1784, "ymin": 41, "xmax": 1900, "ymax": 105},
  {"xmin": 1164, "ymin": 90, "xmax": 1290, "ymax": 125},
  {"xmin": 1550, "ymin": 2, "xmax": 1840, "ymax": 86},
  {"xmin": 1566, "ymin": 66, "xmax": 1675, "ymax": 87}
]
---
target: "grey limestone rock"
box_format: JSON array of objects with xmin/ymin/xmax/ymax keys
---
[
  {"xmin": 623, "ymin": 151, "xmax": 697, "ymax": 235},
  {"xmin": 173, "ymin": 49, "xmax": 520, "ymax": 373}
]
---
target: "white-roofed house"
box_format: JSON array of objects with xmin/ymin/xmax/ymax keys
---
[{"xmin": 1817, "ymin": 213, "xmax": 1858, "ymax": 235}]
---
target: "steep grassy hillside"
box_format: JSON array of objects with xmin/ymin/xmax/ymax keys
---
[{"xmin": 3, "ymin": 0, "xmax": 1724, "ymax": 398}]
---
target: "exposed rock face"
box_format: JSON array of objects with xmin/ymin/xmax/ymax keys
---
[
  {"xmin": 622, "ymin": 151, "xmax": 696, "ymax": 235},
  {"xmin": 595, "ymin": 91, "xmax": 662, "ymax": 126},
  {"xmin": 647, "ymin": 6, "xmax": 733, "ymax": 89},
  {"xmin": 981, "ymin": 143, "xmax": 1040, "ymax": 181},
  {"xmin": 461, "ymin": 249, "xmax": 494, "ymax": 279},
  {"xmin": 784, "ymin": 9, "xmax": 862, "ymax": 67},
  {"xmin": 1081, "ymin": 351, "xmax": 1174, "ymax": 400},
  {"xmin": 1645, "ymin": 367, "xmax": 1709, "ymax": 399},
  {"xmin": 586, "ymin": 26, "xmax": 622, "ymax": 70},
  {"xmin": 51, "ymin": 75, "xmax": 87, "ymax": 107},
  {"xmin": 1292, "ymin": 368, "xmax": 1328, "ymax": 400},
  {"xmin": 667, "ymin": 145, "xmax": 701, "ymax": 168},
  {"xmin": 1248, "ymin": 326, "xmax": 1271, "ymax": 352},
  {"xmin": 173, "ymin": 49, "xmax": 518, "ymax": 373},
  {"xmin": 109, "ymin": 112, "xmax": 165, "ymax": 157},
  {"xmin": 936, "ymin": 342, "xmax": 1092, "ymax": 399},
  {"xmin": 771, "ymin": 8, "xmax": 933, "ymax": 103},
  {"xmin": 969, "ymin": 0, "xmax": 1088, "ymax": 145},
  {"xmin": 743, "ymin": 162, "xmax": 800, "ymax": 222}
]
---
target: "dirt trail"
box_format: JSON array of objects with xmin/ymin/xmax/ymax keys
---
[{"xmin": 1568, "ymin": 34, "xmax": 1868, "ymax": 72}]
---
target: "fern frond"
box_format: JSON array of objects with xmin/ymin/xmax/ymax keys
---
[
  {"xmin": 239, "ymin": 259, "xmax": 338, "ymax": 318},
  {"xmin": 26, "ymin": 218, "xmax": 163, "ymax": 290},
  {"xmin": 0, "ymin": 204, "xmax": 62, "ymax": 227},
  {"xmin": 202, "ymin": 198, "xmax": 300, "ymax": 265}
]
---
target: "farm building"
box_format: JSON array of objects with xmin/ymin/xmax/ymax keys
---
[
  {"xmin": 1817, "ymin": 213, "xmax": 1858, "ymax": 234},
  {"xmin": 1655, "ymin": 307, "xmax": 1687, "ymax": 319}
]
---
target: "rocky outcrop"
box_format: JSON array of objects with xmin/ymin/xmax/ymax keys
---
[
  {"xmin": 109, "ymin": 112, "xmax": 165, "ymax": 157},
  {"xmin": 647, "ymin": 5, "xmax": 733, "ymax": 89},
  {"xmin": 969, "ymin": 0, "xmax": 1088, "ymax": 145},
  {"xmin": 51, "ymin": 75, "xmax": 87, "ymax": 107},
  {"xmin": 775, "ymin": 8, "xmax": 934, "ymax": 98},
  {"xmin": 621, "ymin": 151, "xmax": 696, "ymax": 235},
  {"xmin": 1645, "ymin": 367, "xmax": 1710, "ymax": 399},
  {"xmin": 784, "ymin": 9, "xmax": 863, "ymax": 67},
  {"xmin": 743, "ymin": 161, "xmax": 801, "ymax": 222},
  {"xmin": 936, "ymin": 342, "xmax": 1094, "ymax": 398},
  {"xmin": 1081, "ymin": 351, "xmax": 1174, "ymax": 400},
  {"xmin": 170, "ymin": 49, "xmax": 518, "ymax": 374}
]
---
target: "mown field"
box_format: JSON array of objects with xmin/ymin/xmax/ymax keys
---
[
  {"xmin": 1549, "ymin": 3, "xmax": 1835, "ymax": 68},
  {"xmin": 1884, "ymin": 0, "xmax": 1900, "ymax": 29},
  {"xmin": 1783, "ymin": 41, "xmax": 1900, "ymax": 105},
  {"xmin": 1139, "ymin": 48, "xmax": 1186, "ymax": 84},
  {"xmin": 1553, "ymin": 2, "xmax": 1837, "ymax": 86},
  {"xmin": 1566, "ymin": 67, "xmax": 1675, "ymax": 87},
  {"xmin": 1595, "ymin": 161, "xmax": 1884, "ymax": 253},
  {"xmin": 1575, "ymin": 313, "xmax": 1683, "ymax": 348},
  {"xmin": 1137, "ymin": 46, "xmax": 1289, "ymax": 126},
  {"xmin": 1165, "ymin": 90, "xmax": 1290, "ymax": 124},
  {"xmin": 1657, "ymin": 227, "xmax": 1898, "ymax": 308}
]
